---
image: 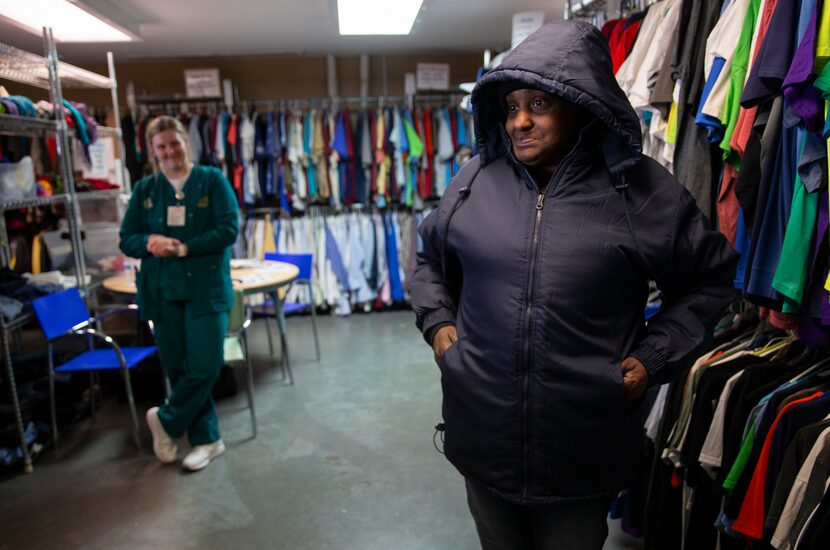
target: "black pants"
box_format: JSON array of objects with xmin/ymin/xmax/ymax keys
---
[{"xmin": 465, "ymin": 478, "xmax": 616, "ymax": 550}]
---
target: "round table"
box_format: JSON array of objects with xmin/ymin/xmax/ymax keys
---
[
  {"xmin": 102, "ymin": 259, "xmax": 299, "ymax": 295},
  {"xmin": 103, "ymin": 259, "xmax": 299, "ymax": 374}
]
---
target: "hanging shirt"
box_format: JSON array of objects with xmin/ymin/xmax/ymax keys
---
[
  {"xmin": 215, "ymin": 111, "xmax": 229, "ymax": 164},
  {"xmin": 389, "ymin": 109, "xmax": 406, "ymax": 201},
  {"xmin": 188, "ymin": 116, "xmax": 202, "ymax": 164},
  {"xmin": 626, "ymin": 0, "xmax": 681, "ymax": 109},
  {"xmin": 718, "ymin": 0, "xmax": 762, "ymax": 164},
  {"xmin": 615, "ymin": 3, "xmax": 666, "ymax": 96},
  {"xmin": 728, "ymin": 0, "xmax": 784, "ymax": 161},
  {"xmin": 611, "ymin": 12, "xmax": 647, "ymax": 73},
  {"xmin": 240, "ymin": 113, "xmax": 259, "ymax": 204},
  {"xmin": 732, "ymin": 392, "xmax": 830, "ymax": 539},
  {"xmin": 782, "ymin": 5, "xmax": 823, "ymax": 132},
  {"xmin": 700, "ymin": 0, "xmax": 754, "ymax": 122},
  {"xmin": 745, "ymin": 123, "xmax": 798, "ymax": 306},
  {"xmin": 771, "ymin": 138, "xmax": 819, "ymax": 311},
  {"xmin": 696, "ymin": 57, "xmax": 729, "ymax": 142},
  {"xmin": 384, "ymin": 212, "xmax": 404, "ymax": 302},
  {"xmin": 740, "ymin": 0, "xmax": 803, "ymax": 107},
  {"xmin": 816, "ymin": 0, "xmax": 830, "ymax": 70}
]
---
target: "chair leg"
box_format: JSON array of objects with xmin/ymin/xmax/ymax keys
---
[
  {"xmin": 272, "ymin": 291, "xmax": 293, "ymax": 385},
  {"xmin": 241, "ymin": 330, "xmax": 256, "ymax": 437},
  {"xmin": 121, "ymin": 369, "xmax": 141, "ymax": 449},
  {"xmin": 279, "ymin": 330, "xmax": 294, "ymax": 386},
  {"xmin": 264, "ymin": 316, "xmax": 274, "ymax": 358},
  {"xmin": 310, "ymin": 303, "xmax": 321, "ymax": 361}
]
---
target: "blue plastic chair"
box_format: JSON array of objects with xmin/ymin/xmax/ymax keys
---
[
  {"xmin": 32, "ymin": 288, "xmax": 158, "ymax": 449},
  {"xmin": 255, "ymin": 252, "xmax": 321, "ymax": 378}
]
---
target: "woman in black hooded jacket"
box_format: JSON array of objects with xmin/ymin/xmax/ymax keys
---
[{"xmin": 411, "ymin": 19, "xmax": 738, "ymax": 550}]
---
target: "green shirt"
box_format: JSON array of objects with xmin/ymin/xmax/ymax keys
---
[
  {"xmin": 119, "ymin": 164, "xmax": 239, "ymax": 320},
  {"xmin": 772, "ymin": 141, "xmax": 820, "ymax": 311},
  {"xmin": 719, "ymin": 0, "xmax": 762, "ymax": 166}
]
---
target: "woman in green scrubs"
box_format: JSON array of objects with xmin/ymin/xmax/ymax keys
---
[{"xmin": 119, "ymin": 116, "xmax": 239, "ymax": 471}]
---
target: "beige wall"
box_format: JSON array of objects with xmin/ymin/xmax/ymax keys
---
[{"xmin": 2, "ymin": 52, "xmax": 482, "ymax": 113}]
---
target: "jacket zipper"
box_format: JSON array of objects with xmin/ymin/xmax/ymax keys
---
[
  {"xmin": 522, "ymin": 191, "xmax": 545, "ymax": 501},
  {"xmin": 516, "ymin": 143, "xmax": 584, "ymax": 502}
]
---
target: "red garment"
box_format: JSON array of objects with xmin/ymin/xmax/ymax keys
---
[
  {"xmin": 608, "ymin": 18, "xmax": 625, "ymax": 54},
  {"xmin": 423, "ymin": 108, "xmax": 434, "ymax": 196},
  {"xmin": 233, "ymin": 165, "xmax": 244, "ymax": 203},
  {"xmin": 601, "ymin": 18, "xmax": 623, "ymax": 42},
  {"xmin": 732, "ymin": 392, "xmax": 824, "ymax": 539},
  {"xmin": 84, "ymin": 178, "xmax": 119, "ymax": 190},
  {"xmin": 226, "ymin": 114, "xmax": 239, "ymax": 165},
  {"xmin": 612, "ymin": 19, "xmax": 642, "ymax": 74},
  {"xmin": 47, "ymin": 137, "xmax": 58, "ymax": 171},
  {"xmin": 769, "ymin": 310, "xmax": 799, "ymax": 331},
  {"xmin": 414, "ymin": 110, "xmax": 429, "ymax": 199},
  {"xmin": 730, "ymin": 0, "xmax": 780, "ymax": 159},
  {"xmin": 717, "ymin": 164, "xmax": 740, "ymax": 246}
]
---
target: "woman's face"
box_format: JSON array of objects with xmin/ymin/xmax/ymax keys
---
[
  {"xmin": 504, "ymin": 89, "xmax": 581, "ymax": 179},
  {"xmin": 151, "ymin": 128, "xmax": 188, "ymax": 175}
]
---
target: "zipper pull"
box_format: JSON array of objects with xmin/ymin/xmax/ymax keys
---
[{"xmin": 536, "ymin": 194, "xmax": 545, "ymax": 210}]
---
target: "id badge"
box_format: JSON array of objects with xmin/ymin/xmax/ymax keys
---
[{"xmin": 167, "ymin": 206, "xmax": 186, "ymax": 227}]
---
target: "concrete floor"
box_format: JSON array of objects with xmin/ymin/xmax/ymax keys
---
[{"xmin": 0, "ymin": 311, "xmax": 644, "ymax": 550}]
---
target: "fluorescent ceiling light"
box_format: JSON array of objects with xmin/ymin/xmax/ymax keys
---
[
  {"xmin": 0, "ymin": 0, "xmax": 134, "ymax": 42},
  {"xmin": 338, "ymin": 0, "xmax": 423, "ymax": 35}
]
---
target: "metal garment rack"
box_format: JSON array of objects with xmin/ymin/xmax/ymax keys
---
[{"xmin": 0, "ymin": 28, "xmax": 126, "ymax": 474}]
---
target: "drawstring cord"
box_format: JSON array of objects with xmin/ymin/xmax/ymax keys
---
[{"xmin": 614, "ymin": 171, "xmax": 649, "ymax": 274}]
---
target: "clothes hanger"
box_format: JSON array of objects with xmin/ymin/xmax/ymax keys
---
[
  {"xmin": 754, "ymin": 333, "xmax": 796, "ymax": 358},
  {"xmin": 787, "ymin": 353, "xmax": 830, "ymax": 383}
]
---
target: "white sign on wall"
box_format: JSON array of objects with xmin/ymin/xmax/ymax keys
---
[
  {"xmin": 404, "ymin": 73, "xmax": 417, "ymax": 96},
  {"xmin": 184, "ymin": 69, "xmax": 221, "ymax": 98},
  {"xmin": 512, "ymin": 11, "xmax": 545, "ymax": 49},
  {"xmin": 416, "ymin": 63, "xmax": 450, "ymax": 91},
  {"xmin": 82, "ymin": 139, "xmax": 112, "ymax": 180}
]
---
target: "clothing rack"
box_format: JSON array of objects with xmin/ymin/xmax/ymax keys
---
[
  {"xmin": 564, "ymin": 0, "xmax": 608, "ymax": 21},
  {"xmin": 125, "ymin": 95, "xmax": 473, "ymax": 212},
  {"xmin": 133, "ymin": 92, "xmax": 466, "ymax": 115}
]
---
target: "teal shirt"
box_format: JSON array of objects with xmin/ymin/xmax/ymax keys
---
[{"xmin": 119, "ymin": 165, "xmax": 239, "ymax": 320}]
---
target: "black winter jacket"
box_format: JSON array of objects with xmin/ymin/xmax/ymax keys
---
[{"xmin": 410, "ymin": 20, "xmax": 738, "ymax": 502}]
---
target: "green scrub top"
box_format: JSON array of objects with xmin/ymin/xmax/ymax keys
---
[{"xmin": 119, "ymin": 165, "xmax": 240, "ymax": 321}]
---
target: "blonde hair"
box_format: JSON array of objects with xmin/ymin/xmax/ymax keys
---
[{"xmin": 145, "ymin": 115, "xmax": 191, "ymax": 173}]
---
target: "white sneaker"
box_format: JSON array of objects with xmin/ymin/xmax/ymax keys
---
[
  {"xmin": 182, "ymin": 440, "xmax": 226, "ymax": 471},
  {"xmin": 146, "ymin": 407, "xmax": 177, "ymax": 464}
]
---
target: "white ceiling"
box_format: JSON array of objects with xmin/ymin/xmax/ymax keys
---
[{"xmin": 0, "ymin": 0, "xmax": 568, "ymax": 64}]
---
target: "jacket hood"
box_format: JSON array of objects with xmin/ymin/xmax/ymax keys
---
[{"xmin": 472, "ymin": 20, "xmax": 642, "ymax": 173}]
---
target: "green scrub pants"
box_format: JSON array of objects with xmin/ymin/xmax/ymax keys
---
[{"xmin": 155, "ymin": 300, "xmax": 228, "ymax": 446}]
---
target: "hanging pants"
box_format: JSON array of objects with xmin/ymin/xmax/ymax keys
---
[{"xmin": 154, "ymin": 300, "xmax": 228, "ymax": 447}]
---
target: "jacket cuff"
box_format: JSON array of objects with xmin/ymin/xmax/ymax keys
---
[
  {"xmin": 425, "ymin": 322, "xmax": 456, "ymax": 345},
  {"xmin": 420, "ymin": 308, "xmax": 457, "ymax": 344},
  {"xmin": 629, "ymin": 343, "xmax": 667, "ymax": 386}
]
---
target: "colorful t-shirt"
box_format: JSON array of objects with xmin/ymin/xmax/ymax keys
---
[{"xmin": 719, "ymin": 0, "xmax": 762, "ymax": 164}]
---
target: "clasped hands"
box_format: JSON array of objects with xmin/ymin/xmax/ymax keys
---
[
  {"xmin": 431, "ymin": 325, "xmax": 649, "ymax": 401},
  {"xmin": 147, "ymin": 234, "xmax": 182, "ymax": 257}
]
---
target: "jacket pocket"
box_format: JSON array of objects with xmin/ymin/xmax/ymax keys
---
[
  {"xmin": 437, "ymin": 339, "xmax": 462, "ymax": 424},
  {"xmin": 437, "ymin": 340, "xmax": 460, "ymax": 373}
]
